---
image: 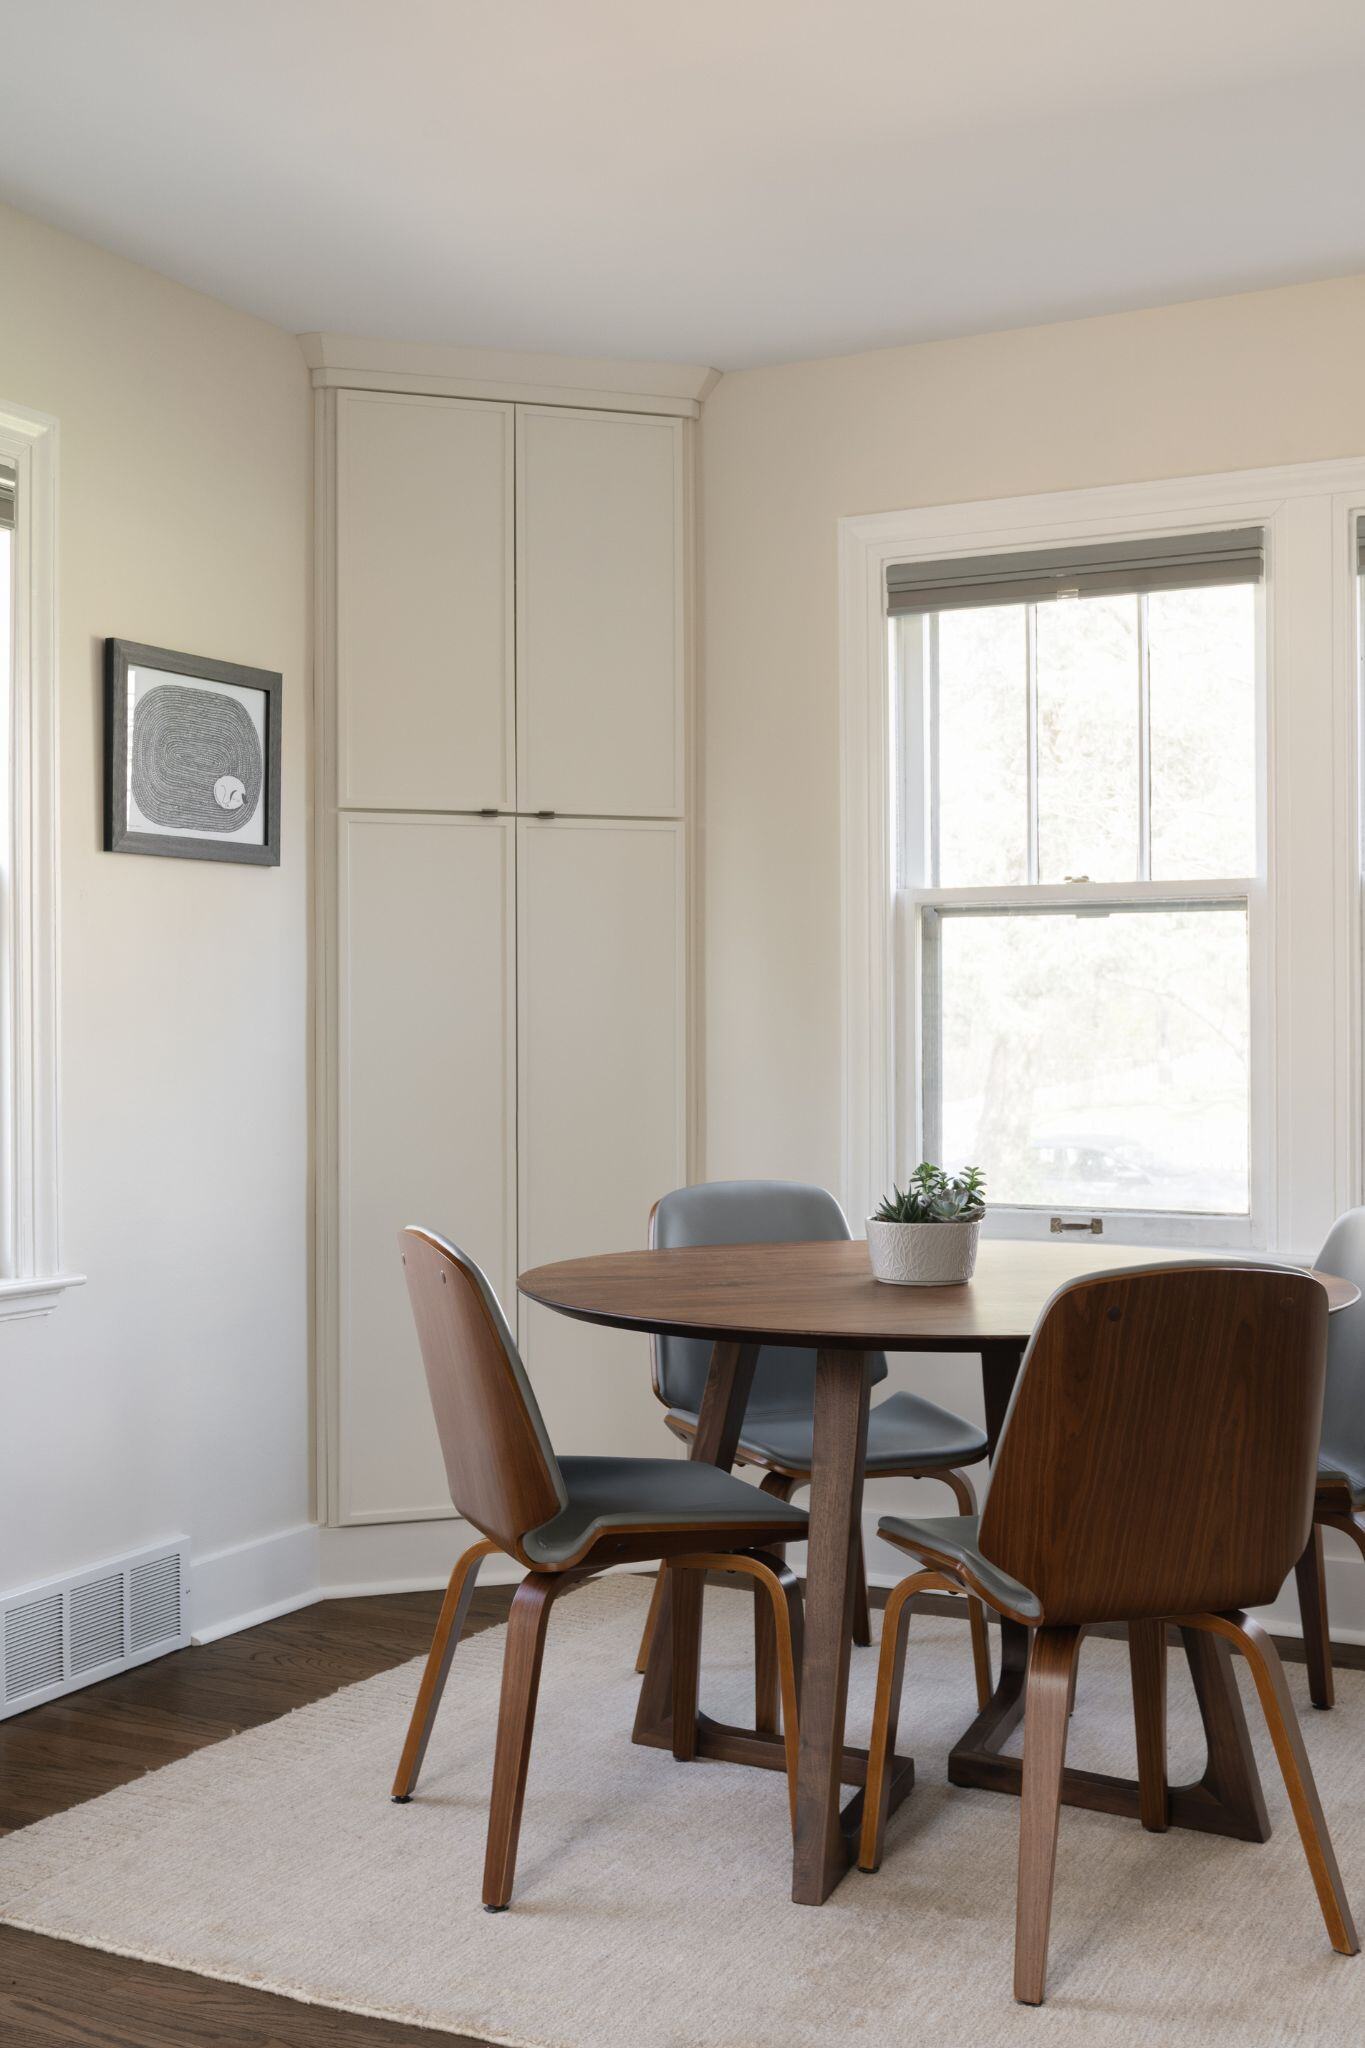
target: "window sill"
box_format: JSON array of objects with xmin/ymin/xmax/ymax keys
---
[{"xmin": 0, "ymin": 1272, "xmax": 86, "ymax": 1322}]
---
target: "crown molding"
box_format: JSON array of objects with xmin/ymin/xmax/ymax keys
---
[{"xmin": 297, "ymin": 332, "xmax": 719, "ymax": 417}]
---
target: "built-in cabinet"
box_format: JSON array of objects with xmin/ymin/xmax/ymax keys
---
[
  {"xmin": 516, "ymin": 407, "xmax": 684, "ymax": 817},
  {"xmin": 320, "ymin": 384, "xmax": 690, "ymax": 1526},
  {"xmin": 516, "ymin": 817, "xmax": 686, "ymax": 1459},
  {"xmin": 336, "ymin": 393, "xmax": 515, "ymax": 813}
]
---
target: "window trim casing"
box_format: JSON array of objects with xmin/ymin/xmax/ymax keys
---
[
  {"xmin": 0, "ymin": 399, "xmax": 81, "ymax": 1318},
  {"xmin": 840, "ymin": 457, "xmax": 1365, "ymax": 1263}
]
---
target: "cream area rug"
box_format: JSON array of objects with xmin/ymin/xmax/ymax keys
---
[{"xmin": 0, "ymin": 1576, "xmax": 1362, "ymax": 2048}]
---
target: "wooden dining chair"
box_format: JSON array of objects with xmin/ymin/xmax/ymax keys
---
[
  {"xmin": 634, "ymin": 1180, "xmax": 993, "ymax": 1709},
  {"xmin": 390, "ymin": 1226, "xmax": 809, "ymax": 1909},
  {"xmin": 1293, "ymin": 1208, "xmax": 1365, "ymax": 1710},
  {"xmin": 857, "ymin": 1262, "xmax": 1358, "ymax": 2006}
]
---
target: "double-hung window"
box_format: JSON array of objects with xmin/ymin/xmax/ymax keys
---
[{"xmin": 890, "ymin": 528, "xmax": 1265, "ymax": 1244}]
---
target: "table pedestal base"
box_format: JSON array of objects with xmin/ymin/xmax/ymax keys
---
[
  {"xmin": 947, "ymin": 1616, "xmax": 1271, "ymax": 1843},
  {"xmin": 634, "ymin": 1706, "xmax": 916, "ymax": 1855}
]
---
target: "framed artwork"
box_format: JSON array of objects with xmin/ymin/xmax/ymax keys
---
[{"xmin": 104, "ymin": 640, "xmax": 282, "ymax": 866}]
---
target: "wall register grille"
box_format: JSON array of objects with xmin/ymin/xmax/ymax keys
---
[{"xmin": 1, "ymin": 1539, "xmax": 190, "ymax": 1717}]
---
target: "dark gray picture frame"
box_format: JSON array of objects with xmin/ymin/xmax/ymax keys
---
[{"xmin": 104, "ymin": 639, "xmax": 282, "ymax": 867}]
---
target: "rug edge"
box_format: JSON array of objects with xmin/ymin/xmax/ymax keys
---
[{"xmin": 0, "ymin": 1908, "xmax": 578, "ymax": 2048}]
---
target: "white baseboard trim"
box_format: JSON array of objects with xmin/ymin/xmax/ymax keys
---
[
  {"xmin": 189, "ymin": 1523, "xmax": 321, "ymax": 1644},
  {"xmin": 317, "ymin": 1516, "xmax": 483, "ymax": 1596}
]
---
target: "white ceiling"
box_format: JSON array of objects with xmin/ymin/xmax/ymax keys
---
[{"xmin": 3, "ymin": 0, "xmax": 1365, "ymax": 371}]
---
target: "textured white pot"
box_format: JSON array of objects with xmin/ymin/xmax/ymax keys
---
[{"xmin": 865, "ymin": 1216, "xmax": 981, "ymax": 1286}]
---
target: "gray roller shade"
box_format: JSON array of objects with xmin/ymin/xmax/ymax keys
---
[
  {"xmin": 887, "ymin": 526, "xmax": 1264, "ymax": 617},
  {"xmin": 0, "ymin": 463, "xmax": 14, "ymax": 533}
]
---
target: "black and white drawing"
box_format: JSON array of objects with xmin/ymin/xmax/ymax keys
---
[{"xmin": 104, "ymin": 641, "xmax": 282, "ymax": 865}]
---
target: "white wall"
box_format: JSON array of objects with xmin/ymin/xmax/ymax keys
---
[
  {"xmin": 0, "ymin": 202, "xmax": 314, "ymax": 1634},
  {"xmin": 699, "ymin": 272, "xmax": 1365, "ymax": 1626}
]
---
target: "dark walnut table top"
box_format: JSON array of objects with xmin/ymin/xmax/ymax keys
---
[{"xmin": 518, "ymin": 1237, "xmax": 1359, "ymax": 1352}]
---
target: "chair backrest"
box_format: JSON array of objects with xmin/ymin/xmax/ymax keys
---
[
  {"xmin": 650, "ymin": 1181, "xmax": 888, "ymax": 1416},
  {"xmin": 399, "ymin": 1227, "xmax": 567, "ymax": 1556},
  {"xmin": 1317, "ymin": 1209, "xmax": 1365, "ymax": 1489},
  {"xmin": 978, "ymin": 1263, "xmax": 1328, "ymax": 1626}
]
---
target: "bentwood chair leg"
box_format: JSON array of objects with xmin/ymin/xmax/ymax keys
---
[
  {"xmin": 1294, "ymin": 1527, "xmax": 1335, "ymax": 1710},
  {"xmin": 482, "ymin": 1571, "xmax": 578, "ymax": 1911},
  {"xmin": 750, "ymin": 1552, "xmax": 803, "ymax": 1828},
  {"xmin": 676, "ymin": 1548, "xmax": 803, "ymax": 1828},
  {"xmin": 754, "ymin": 1473, "xmax": 797, "ymax": 1729},
  {"xmin": 392, "ymin": 1536, "xmax": 499, "ymax": 1801},
  {"xmin": 859, "ymin": 1573, "xmax": 917, "ymax": 1871},
  {"xmin": 1128, "ymin": 1619, "xmax": 1169, "ymax": 1831},
  {"xmin": 859, "ymin": 1567, "xmax": 967, "ymax": 1871},
  {"xmin": 968, "ymin": 1596, "xmax": 993, "ymax": 1710},
  {"xmin": 1329, "ymin": 1512, "xmax": 1365, "ymax": 1568},
  {"xmin": 671, "ymin": 1561, "xmax": 705, "ymax": 1761},
  {"xmin": 1014, "ymin": 1626, "xmax": 1084, "ymax": 2007},
  {"xmin": 852, "ymin": 1529, "xmax": 873, "ymax": 1648},
  {"xmin": 634, "ymin": 1569, "xmax": 667, "ymax": 1676},
  {"xmin": 939, "ymin": 1465, "xmax": 980, "ymax": 1516},
  {"xmin": 1183, "ymin": 1612, "xmax": 1359, "ymax": 1957}
]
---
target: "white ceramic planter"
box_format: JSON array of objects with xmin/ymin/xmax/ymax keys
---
[{"xmin": 865, "ymin": 1216, "xmax": 981, "ymax": 1286}]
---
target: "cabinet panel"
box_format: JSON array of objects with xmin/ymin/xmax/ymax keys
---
[
  {"xmin": 336, "ymin": 392, "xmax": 513, "ymax": 811},
  {"xmin": 517, "ymin": 818, "xmax": 686, "ymax": 1455},
  {"xmin": 517, "ymin": 408, "xmax": 683, "ymax": 818},
  {"xmin": 337, "ymin": 813, "xmax": 516, "ymax": 1522}
]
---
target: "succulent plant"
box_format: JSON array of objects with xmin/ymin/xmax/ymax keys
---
[{"xmin": 873, "ymin": 1162, "xmax": 986, "ymax": 1224}]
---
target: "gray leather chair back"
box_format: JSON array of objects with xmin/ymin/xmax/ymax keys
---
[
  {"xmin": 1318, "ymin": 1208, "xmax": 1365, "ymax": 1497},
  {"xmin": 650, "ymin": 1181, "xmax": 889, "ymax": 1418}
]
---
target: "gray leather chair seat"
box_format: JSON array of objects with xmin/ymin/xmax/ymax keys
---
[
  {"xmin": 669, "ymin": 1388, "xmax": 988, "ymax": 1476},
  {"xmin": 877, "ymin": 1512, "xmax": 1042, "ymax": 1622},
  {"xmin": 1317, "ymin": 1209, "xmax": 1365, "ymax": 1500},
  {"xmin": 523, "ymin": 1455, "xmax": 810, "ymax": 1568}
]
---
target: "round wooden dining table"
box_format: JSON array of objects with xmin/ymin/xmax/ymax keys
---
[{"xmin": 518, "ymin": 1237, "xmax": 1359, "ymax": 1907}]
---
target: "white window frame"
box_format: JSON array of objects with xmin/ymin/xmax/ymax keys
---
[
  {"xmin": 0, "ymin": 399, "xmax": 81, "ymax": 1318},
  {"xmin": 840, "ymin": 457, "xmax": 1365, "ymax": 1263}
]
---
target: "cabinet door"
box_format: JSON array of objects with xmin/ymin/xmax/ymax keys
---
[
  {"xmin": 336, "ymin": 813, "xmax": 516, "ymax": 1522},
  {"xmin": 517, "ymin": 818, "xmax": 686, "ymax": 1455},
  {"xmin": 336, "ymin": 391, "xmax": 514, "ymax": 811},
  {"xmin": 516, "ymin": 408, "xmax": 684, "ymax": 818}
]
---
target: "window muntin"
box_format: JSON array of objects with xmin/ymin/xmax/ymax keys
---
[{"xmin": 899, "ymin": 565, "xmax": 1261, "ymax": 1230}]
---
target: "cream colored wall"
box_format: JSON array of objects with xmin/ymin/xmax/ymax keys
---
[
  {"xmin": 699, "ymin": 274, "xmax": 1365, "ymax": 1603},
  {"xmin": 700, "ymin": 272, "xmax": 1365, "ymax": 1192},
  {"xmin": 0, "ymin": 202, "xmax": 313, "ymax": 1628}
]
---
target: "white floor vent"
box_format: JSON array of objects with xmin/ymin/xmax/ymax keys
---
[{"xmin": 1, "ymin": 1539, "xmax": 190, "ymax": 1719}]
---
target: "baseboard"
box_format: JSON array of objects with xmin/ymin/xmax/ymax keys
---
[
  {"xmin": 317, "ymin": 1516, "xmax": 492, "ymax": 1598},
  {"xmin": 189, "ymin": 1524, "xmax": 321, "ymax": 1644},
  {"xmin": 188, "ymin": 1520, "xmax": 632, "ymax": 1646}
]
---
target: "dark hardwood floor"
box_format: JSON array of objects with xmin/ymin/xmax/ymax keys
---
[
  {"xmin": 0, "ymin": 1579, "xmax": 1354, "ymax": 2047},
  {"xmin": 0, "ymin": 1587, "xmax": 516, "ymax": 2048}
]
